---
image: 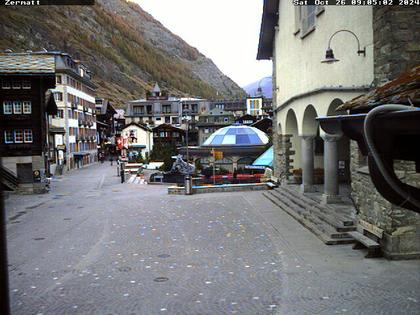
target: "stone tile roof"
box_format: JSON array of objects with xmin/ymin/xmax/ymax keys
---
[
  {"xmin": 338, "ymin": 66, "xmax": 420, "ymax": 111},
  {"xmin": 0, "ymin": 54, "xmax": 55, "ymax": 74}
]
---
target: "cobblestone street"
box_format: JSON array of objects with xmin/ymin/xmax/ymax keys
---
[{"xmin": 5, "ymin": 163, "xmax": 420, "ymax": 315}]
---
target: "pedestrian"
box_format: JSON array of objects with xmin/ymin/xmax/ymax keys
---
[{"xmin": 109, "ymin": 155, "xmax": 114, "ymax": 166}]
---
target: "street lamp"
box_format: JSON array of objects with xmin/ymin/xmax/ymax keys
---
[
  {"xmin": 321, "ymin": 29, "xmax": 366, "ymax": 64},
  {"xmin": 182, "ymin": 107, "xmax": 191, "ymax": 165}
]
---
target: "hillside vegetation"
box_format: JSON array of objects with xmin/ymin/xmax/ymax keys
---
[{"xmin": 0, "ymin": 0, "xmax": 245, "ymax": 106}]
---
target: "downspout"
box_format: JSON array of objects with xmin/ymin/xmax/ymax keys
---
[{"xmin": 363, "ymin": 104, "xmax": 420, "ymax": 210}]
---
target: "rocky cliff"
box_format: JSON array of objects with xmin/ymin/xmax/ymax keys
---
[{"xmin": 0, "ymin": 0, "xmax": 246, "ymax": 106}]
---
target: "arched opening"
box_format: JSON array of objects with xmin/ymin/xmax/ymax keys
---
[
  {"xmin": 302, "ymin": 105, "xmax": 318, "ymax": 136},
  {"xmin": 285, "ymin": 109, "xmax": 301, "ymax": 182},
  {"xmin": 302, "ymin": 105, "xmax": 324, "ymax": 184}
]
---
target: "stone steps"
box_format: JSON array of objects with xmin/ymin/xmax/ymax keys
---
[
  {"xmin": 263, "ymin": 187, "xmax": 356, "ymax": 245},
  {"xmin": 280, "ymin": 186, "xmax": 355, "ymax": 229}
]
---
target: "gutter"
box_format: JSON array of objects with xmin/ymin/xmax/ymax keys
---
[{"xmin": 317, "ymin": 106, "xmax": 420, "ymax": 213}]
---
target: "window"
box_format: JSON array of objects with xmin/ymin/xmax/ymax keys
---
[
  {"xmin": 12, "ymin": 81, "xmax": 21, "ymax": 89},
  {"xmin": 56, "ymin": 75, "xmax": 62, "ymax": 84},
  {"xmin": 3, "ymin": 101, "xmax": 12, "ymax": 114},
  {"xmin": 300, "ymin": 6, "xmax": 317, "ymax": 36},
  {"xmin": 24, "ymin": 129, "xmax": 33, "ymax": 143},
  {"xmin": 133, "ymin": 106, "xmax": 144, "ymax": 115},
  {"xmin": 155, "ymin": 117, "xmax": 161, "ymax": 121},
  {"xmin": 162, "ymin": 105, "xmax": 171, "ymax": 113},
  {"xmin": 22, "ymin": 80, "xmax": 31, "ymax": 89},
  {"xmin": 173, "ymin": 132, "xmax": 179, "ymax": 138},
  {"xmin": 54, "ymin": 92, "xmax": 63, "ymax": 101},
  {"xmin": 14, "ymin": 130, "xmax": 23, "ymax": 143},
  {"xmin": 13, "ymin": 101, "xmax": 22, "ymax": 114},
  {"xmin": 4, "ymin": 131, "xmax": 13, "ymax": 144},
  {"xmin": 172, "ymin": 117, "xmax": 179, "ymax": 124},
  {"xmin": 204, "ymin": 128, "xmax": 209, "ymax": 134},
  {"xmin": 23, "ymin": 101, "xmax": 32, "ymax": 114},
  {"xmin": 2, "ymin": 81, "xmax": 11, "ymax": 89},
  {"xmin": 165, "ymin": 117, "xmax": 170, "ymax": 123}
]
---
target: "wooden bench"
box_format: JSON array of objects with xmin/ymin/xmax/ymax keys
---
[{"xmin": 348, "ymin": 219, "xmax": 383, "ymax": 258}]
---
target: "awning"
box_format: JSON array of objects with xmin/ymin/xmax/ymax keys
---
[
  {"xmin": 128, "ymin": 144, "xmax": 146, "ymax": 148},
  {"xmin": 73, "ymin": 152, "xmax": 90, "ymax": 156},
  {"xmin": 49, "ymin": 127, "xmax": 66, "ymax": 134},
  {"xmin": 252, "ymin": 146, "xmax": 273, "ymax": 167}
]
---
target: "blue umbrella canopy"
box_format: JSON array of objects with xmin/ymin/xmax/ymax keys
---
[{"xmin": 202, "ymin": 125, "xmax": 269, "ymax": 146}]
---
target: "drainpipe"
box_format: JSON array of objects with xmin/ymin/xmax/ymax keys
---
[{"xmin": 364, "ymin": 104, "xmax": 420, "ymax": 210}]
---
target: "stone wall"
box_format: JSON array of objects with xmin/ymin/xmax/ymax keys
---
[
  {"xmin": 273, "ymin": 134, "xmax": 292, "ymax": 183},
  {"xmin": 373, "ymin": 7, "xmax": 420, "ymax": 85},
  {"xmin": 350, "ymin": 141, "xmax": 420, "ymax": 259},
  {"xmin": 349, "ymin": 7, "xmax": 420, "ymax": 259}
]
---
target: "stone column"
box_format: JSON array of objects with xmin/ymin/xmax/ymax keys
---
[
  {"xmin": 300, "ymin": 135, "xmax": 316, "ymax": 193},
  {"xmin": 322, "ymin": 133, "xmax": 342, "ymax": 203}
]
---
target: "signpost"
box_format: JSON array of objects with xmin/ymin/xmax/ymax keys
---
[{"xmin": 211, "ymin": 149, "xmax": 223, "ymax": 185}]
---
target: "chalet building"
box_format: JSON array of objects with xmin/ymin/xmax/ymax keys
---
[
  {"xmin": 121, "ymin": 122, "xmax": 153, "ymax": 157},
  {"xmin": 0, "ymin": 52, "xmax": 57, "ymax": 193},
  {"xmin": 152, "ymin": 124, "xmax": 185, "ymax": 148},
  {"xmin": 95, "ymin": 98, "xmax": 117, "ymax": 156},
  {"xmin": 235, "ymin": 114, "xmax": 257, "ymax": 126},
  {"xmin": 125, "ymin": 83, "xmax": 209, "ymax": 130},
  {"xmin": 251, "ymin": 117, "xmax": 273, "ymax": 137},
  {"xmin": 125, "ymin": 83, "xmax": 210, "ymax": 147},
  {"xmin": 197, "ymin": 109, "xmax": 235, "ymax": 145},
  {"xmin": 258, "ymin": 2, "xmax": 420, "ymax": 258},
  {"xmin": 114, "ymin": 109, "xmax": 126, "ymax": 135},
  {"xmin": 209, "ymin": 99, "xmax": 247, "ymax": 117},
  {"xmin": 50, "ymin": 51, "xmax": 97, "ymax": 171}
]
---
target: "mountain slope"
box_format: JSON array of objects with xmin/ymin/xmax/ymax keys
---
[
  {"xmin": 0, "ymin": 0, "xmax": 245, "ymax": 106},
  {"xmin": 243, "ymin": 76, "xmax": 272, "ymax": 98}
]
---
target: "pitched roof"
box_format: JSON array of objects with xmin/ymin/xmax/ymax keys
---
[
  {"xmin": 257, "ymin": 0, "xmax": 279, "ymax": 60},
  {"xmin": 338, "ymin": 66, "xmax": 420, "ymax": 111},
  {"xmin": 122, "ymin": 122, "xmax": 152, "ymax": 132},
  {"xmin": 0, "ymin": 53, "xmax": 55, "ymax": 74},
  {"xmin": 152, "ymin": 123, "xmax": 185, "ymax": 133},
  {"xmin": 153, "ymin": 82, "xmax": 161, "ymax": 93}
]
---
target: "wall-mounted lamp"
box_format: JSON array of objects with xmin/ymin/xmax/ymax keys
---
[{"xmin": 321, "ymin": 29, "xmax": 366, "ymax": 64}]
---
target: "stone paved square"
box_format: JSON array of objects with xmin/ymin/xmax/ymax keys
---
[{"xmin": 5, "ymin": 164, "xmax": 420, "ymax": 314}]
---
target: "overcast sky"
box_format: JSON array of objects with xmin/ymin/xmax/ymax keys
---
[{"xmin": 133, "ymin": 0, "xmax": 272, "ymax": 87}]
